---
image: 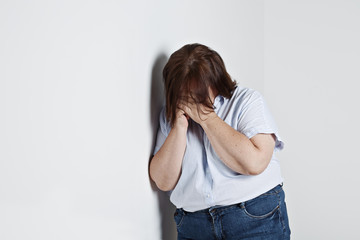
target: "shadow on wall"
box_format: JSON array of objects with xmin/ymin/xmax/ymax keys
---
[{"xmin": 149, "ymin": 53, "xmax": 177, "ymax": 240}]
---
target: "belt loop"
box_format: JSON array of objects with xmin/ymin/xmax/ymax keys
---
[{"xmin": 181, "ymin": 208, "xmax": 187, "ymax": 215}]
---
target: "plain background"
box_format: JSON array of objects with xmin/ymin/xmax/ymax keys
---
[{"xmin": 1, "ymin": 0, "xmax": 359, "ymax": 239}]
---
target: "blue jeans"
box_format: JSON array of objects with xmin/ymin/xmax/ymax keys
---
[{"xmin": 174, "ymin": 184, "xmax": 291, "ymax": 240}]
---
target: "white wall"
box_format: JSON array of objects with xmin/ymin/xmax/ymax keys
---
[
  {"xmin": 0, "ymin": 1, "xmax": 263, "ymax": 239},
  {"xmin": 264, "ymin": 1, "xmax": 360, "ymax": 239},
  {"xmin": 3, "ymin": 1, "xmax": 358, "ymax": 239}
]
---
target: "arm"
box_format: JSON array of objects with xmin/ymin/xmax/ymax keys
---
[
  {"xmin": 149, "ymin": 109, "xmax": 188, "ymax": 191},
  {"xmin": 179, "ymin": 101, "xmax": 275, "ymax": 175},
  {"xmin": 200, "ymin": 113, "xmax": 275, "ymax": 175}
]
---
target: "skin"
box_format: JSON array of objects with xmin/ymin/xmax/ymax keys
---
[{"xmin": 149, "ymin": 87, "xmax": 276, "ymax": 191}]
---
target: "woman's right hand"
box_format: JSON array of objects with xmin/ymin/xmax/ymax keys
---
[{"xmin": 174, "ymin": 107, "xmax": 189, "ymax": 129}]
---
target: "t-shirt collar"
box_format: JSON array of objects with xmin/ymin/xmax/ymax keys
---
[{"xmin": 213, "ymin": 94, "xmax": 225, "ymax": 109}]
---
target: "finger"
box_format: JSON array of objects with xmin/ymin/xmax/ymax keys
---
[
  {"xmin": 177, "ymin": 102, "xmax": 187, "ymax": 112},
  {"xmin": 180, "ymin": 99, "xmax": 193, "ymax": 108},
  {"xmin": 176, "ymin": 104, "xmax": 183, "ymax": 113},
  {"xmin": 176, "ymin": 107, "xmax": 185, "ymax": 116}
]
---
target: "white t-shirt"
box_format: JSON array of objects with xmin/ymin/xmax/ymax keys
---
[{"xmin": 153, "ymin": 85, "xmax": 285, "ymax": 212}]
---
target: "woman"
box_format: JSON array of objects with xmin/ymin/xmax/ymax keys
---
[{"xmin": 150, "ymin": 43, "xmax": 291, "ymax": 240}]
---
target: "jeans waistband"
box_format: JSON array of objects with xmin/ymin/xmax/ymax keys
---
[{"xmin": 180, "ymin": 183, "xmax": 283, "ymax": 214}]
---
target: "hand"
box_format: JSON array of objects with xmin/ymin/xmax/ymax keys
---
[
  {"xmin": 178, "ymin": 99, "xmax": 215, "ymax": 125},
  {"xmin": 174, "ymin": 107, "xmax": 189, "ymax": 129}
]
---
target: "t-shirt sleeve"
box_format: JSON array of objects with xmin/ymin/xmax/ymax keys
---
[
  {"xmin": 153, "ymin": 106, "xmax": 171, "ymax": 155},
  {"xmin": 237, "ymin": 90, "xmax": 284, "ymax": 151}
]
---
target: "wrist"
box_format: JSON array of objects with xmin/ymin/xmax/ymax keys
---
[
  {"xmin": 173, "ymin": 122, "xmax": 188, "ymax": 132},
  {"xmin": 200, "ymin": 112, "xmax": 219, "ymax": 129}
]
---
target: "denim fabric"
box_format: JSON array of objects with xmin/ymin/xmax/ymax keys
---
[{"xmin": 173, "ymin": 184, "xmax": 291, "ymax": 240}]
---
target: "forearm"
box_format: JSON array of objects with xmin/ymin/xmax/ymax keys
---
[
  {"xmin": 149, "ymin": 126, "xmax": 187, "ymax": 191},
  {"xmin": 200, "ymin": 113, "xmax": 266, "ymax": 175}
]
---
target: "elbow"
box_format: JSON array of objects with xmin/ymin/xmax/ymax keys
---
[
  {"xmin": 149, "ymin": 168, "xmax": 175, "ymax": 192},
  {"xmin": 232, "ymin": 164, "xmax": 266, "ymax": 176},
  {"xmin": 151, "ymin": 173, "xmax": 175, "ymax": 191},
  {"xmin": 243, "ymin": 158, "xmax": 270, "ymax": 176},
  {"xmin": 246, "ymin": 166, "xmax": 266, "ymax": 176},
  {"xmin": 156, "ymin": 182, "xmax": 174, "ymax": 192},
  {"xmin": 149, "ymin": 158, "xmax": 177, "ymax": 192}
]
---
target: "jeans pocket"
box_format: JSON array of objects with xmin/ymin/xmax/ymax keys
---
[
  {"xmin": 174, "ymin": 209, "xmax": 185, "ymax": 228},
  {"xmin": 241, "ymin": 191, "xmax": 280, "ymax": 219}
]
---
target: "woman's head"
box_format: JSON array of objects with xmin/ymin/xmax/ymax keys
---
[{"xmin": 163, "ymin": 43, "xmax": 237, "ymax": 126}]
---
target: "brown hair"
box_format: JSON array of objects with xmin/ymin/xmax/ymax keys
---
[{"xmin": 162, "ymin": 43, "xmax": 237, "ymax": 127}]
